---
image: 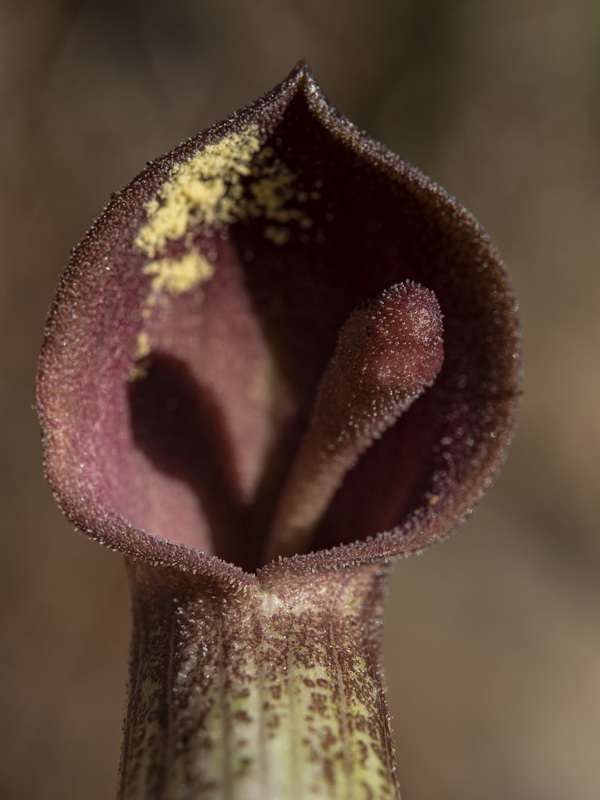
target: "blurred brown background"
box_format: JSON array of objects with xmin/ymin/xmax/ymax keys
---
[{"xmin": 1, "ymin": 0, "xmax": 599, "ymax": 797}]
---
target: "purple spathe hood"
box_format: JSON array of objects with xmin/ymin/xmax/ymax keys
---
[{"xmin": 37, "ymin": 62, "xmax": 521, "ymax": 588}]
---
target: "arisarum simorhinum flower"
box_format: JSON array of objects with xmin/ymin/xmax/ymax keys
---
[{"xmin": 37, "ymin": 63, "xmax": 520, "ymax": 799}]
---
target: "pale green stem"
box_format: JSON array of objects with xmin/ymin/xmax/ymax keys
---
[{"xmin": 118, "ymin": 560, "xmax": 400, "ymax": 800}]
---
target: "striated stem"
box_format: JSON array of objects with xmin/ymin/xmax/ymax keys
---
[{"xmin": 119, "ymin": 559, "xmax": 400, "ymax": 800}]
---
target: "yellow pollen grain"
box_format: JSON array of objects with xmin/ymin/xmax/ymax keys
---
[
  {"xmin": 128, "ymin": 330, "xmax": 152, "ymax": 382},
  {"xmin": 143, "ymin": 250, "xmax": 215, "ymax": 295},
  {"xmin": 135, "ymin": 330, "xmax": 151, "ymax": 359},
  {"xmin": 128, "ymin": 360, "xmax": 149, "ymax": 382}
]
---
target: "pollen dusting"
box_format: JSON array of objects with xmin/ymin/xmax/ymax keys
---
[
  {"xmin": 135, "ymin": 126, "xmax": 263, "ymax": 257},
  {"xmin": 128, "ymin": 361, "xmax": 148, "ymax": 382},
  {"xmin": 126, "ymin": 332, "xmax": 152, "ymax": 381},
  {"xmin": 134, "ymin": 126, "xmax": 313, "ymax": 259},
  {"xmin": 249, "ymin": 162, "xmax": 296, "ymax": 220},
  {"xmin": 143, "ymin": 250, "xmax": 215, "ymax": 295},
  {"xmin": 135, "ymin": 331, "xmax": 151, "ymax": 359},
  {"xmin": 248, "ymin": 148, "xmax": 312, "ymax": 233},
  {"xmin": 128, "ymin": 123, "xmax": 317, "ymax": 379}
]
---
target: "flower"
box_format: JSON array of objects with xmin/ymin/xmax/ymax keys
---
[{"xmin": 37, "ymin": 63, "xmax": 520, "ymax": 799}]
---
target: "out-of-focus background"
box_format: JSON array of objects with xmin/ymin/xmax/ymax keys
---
[{"xmin": 1, "ymin": 1, "xmax": 599, "ymax": 798}]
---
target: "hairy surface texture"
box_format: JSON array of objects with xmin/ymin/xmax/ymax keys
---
[{"xmin": 38, "ymin": 63, "xmax": 520, "ymax": 577}]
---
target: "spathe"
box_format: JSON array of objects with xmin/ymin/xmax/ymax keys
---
[{"xmin": 38, "ymin": 63, "xmax": 519, "ymax": 580}]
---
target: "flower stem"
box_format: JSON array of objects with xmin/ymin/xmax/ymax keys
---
[{"xmin": 119, "ymin": 560, "xmax": 400, "ymax": 800}]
